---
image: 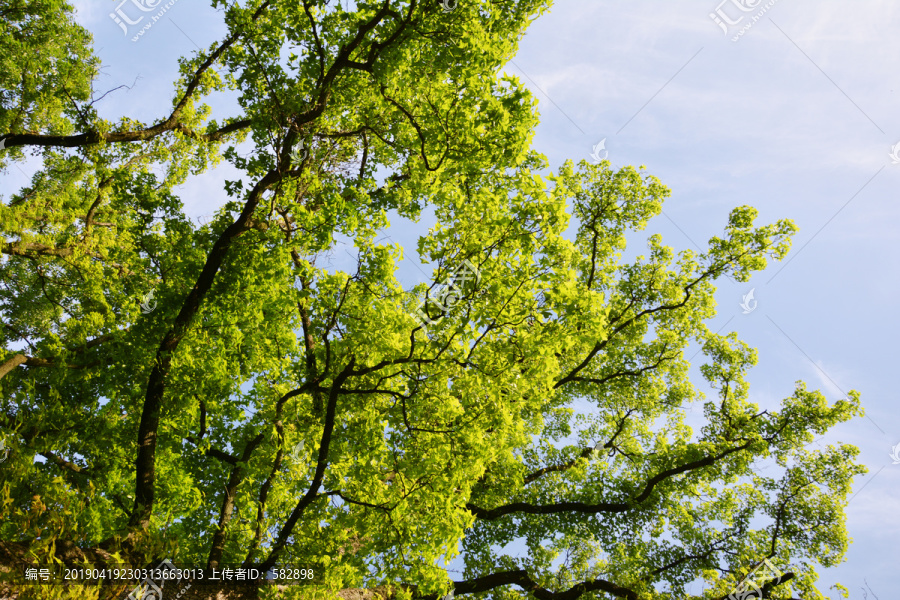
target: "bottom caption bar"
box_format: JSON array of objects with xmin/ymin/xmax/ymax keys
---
[{"xmin": 18, "ymin": 560, "xmax": 317, "ymax": 587}]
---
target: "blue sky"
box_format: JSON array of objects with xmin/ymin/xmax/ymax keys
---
[
  {"xmin": 17, "ymin": 0, "xmax": 900, "ymax": 597},
  {"xmin": 498, "ymin": 3, "xmax": 900, "ymax": 595}
]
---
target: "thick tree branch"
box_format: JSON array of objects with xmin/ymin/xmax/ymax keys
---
[
  {"xmin": 39, "ymin": 451, "xmax": 88, "ymax": 476},
  {"xmin": 0, "ymin": 354, "xmax": 27, "ymax": 381},
  {"xmin": 447, "ymin": 569, "xmax": 639, "ymax": 600},
  {"xmin": 1, "ymin": 241, "xmax": 133, "ymax": 275},
  {"xmin": 0, "ymin": 1, "xmax": 273, "ymax": 151},
  {"xmin": 129, "ymin": 167, "xmax": 282, "ymax": 530},
  {"xmin": 468, "ymin": 439, "xmax": 756, "ymax": 520},
  {"xmin": 207, "ymin": 432, "xmax": 265, "ymax": 569},
  {"xmin": 259, "ymin": 357, "xmax": 356, "ymax": 572}
]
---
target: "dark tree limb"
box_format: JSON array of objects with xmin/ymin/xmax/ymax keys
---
[
  {"xmin": 207, "ymin": 433, "xmax": 266, "ymax": 569},
  {"xmin": 445, "ymin": 569, "xmax": 640, "ymax": 600},
  {"xmin": 0, "ymin": 1, "xmax": 273, "ymax": 151},
  {"xmin": 128, "ymin": 166, "xmax": 282, "ymax": 530},
  {"xmin": 468, "ymin": 438, "xmax": 756, "ymax": 520},
  {"xmin": 259, "ymin": 357, "xmax": 356, "ymax": 572}
]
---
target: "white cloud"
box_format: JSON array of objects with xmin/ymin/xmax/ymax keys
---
[{"xmin": 809, "ymin": 359, "xmax": 852, "ymax": 400}]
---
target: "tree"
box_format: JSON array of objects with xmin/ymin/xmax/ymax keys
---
[{"xmin": 0, "ymin": 1, "xmax": 866, "ymax": 599}]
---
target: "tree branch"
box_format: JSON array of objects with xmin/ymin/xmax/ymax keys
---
[
  {"xmin": 259, "ymin": 357, "xmax": 356, "ymax": 572},
  {"xmin": 0, "ymin": 1, "xmax": 273, "ymax": 151},
  {"xmin": 445, "ymin": 569, "xmax": 640, "ymax": 600},
  {"xmin": 207, "ymin": 432, "xmax": 265, "ymax": 569},
  {"xmin": 468, "ymin": 439, "xmax": 756, "ymax": 520}
]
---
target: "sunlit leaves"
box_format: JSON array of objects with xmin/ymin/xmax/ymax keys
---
[{"xmin": 0, "ymin": 2, "xmax": 865, "ymax": 599}]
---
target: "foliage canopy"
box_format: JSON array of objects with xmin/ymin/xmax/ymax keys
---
[{"xmin": 0, "ymin": 1, "xmax": 864, "ymax": 599}]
